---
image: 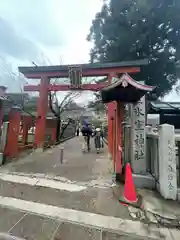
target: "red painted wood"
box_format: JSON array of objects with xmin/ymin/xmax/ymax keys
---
[
  {"xmin": 46, "ymin": 119, "xmax": 57, "ymax": 144},
  {"xmin": 51, "ymin": 127, "xmax": 56, "ymax": 144},
  {"xmin": 34, "ymin": 76, "xmax": 50, "ymax": 149},
  {"xmin": 115, "ymin": 102, "xmax": 124, "ymax": 174},
  {"xmin": 112, "ymin": 107, "xmax": 117, "ymax": 172},
  {"xmin": 107, "ymin": 73, "xmax": 117, "ymax": 157},
  {"xmin": 23, "ymin": 67, "xmax": 140, "ymax": 79},
  {"xmin": 21, "ymin": 65, "xmax": 142, "ymax": 153},
  {"xmin": 22, "ymin": 116, "xmax": 32, "ymax": 145},
  {"xmin": 5, "ymin": 109, "xmax": 21, "ymax": 158},
  {"xmin": 24, "ymin": 83, "xmax": 108, "ymax": 92}
]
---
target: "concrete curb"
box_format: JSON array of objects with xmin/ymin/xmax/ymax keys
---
[{"xmin": 20, "ymin": 135, "xmax": 76, "ymax": 155}]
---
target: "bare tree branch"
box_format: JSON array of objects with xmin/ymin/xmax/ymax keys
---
[
  {"xmin": 58, "ymin": 92, "xmax": 73, "ymax": 109},
  {"xmin": 59, "ymin": 92, "xmax": 81, "ymax": 114},
  {"xmin": 49, "ymin": 92, "xmax": 59, "ymax": 117}
]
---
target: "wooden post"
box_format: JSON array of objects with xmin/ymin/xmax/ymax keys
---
[
  {"xmin": 5, "ymin": 107, "xmax": 21, "ymax": 158},
  {"xmin": 34, "ymin": 76, "xmax": 49, "ymax": 149},
  {"xmin": 112, "ymin": 108, "xmax": 116, "ymax": 171},
  {"xmin": 107, "ymin": 73, "xmax": 117, "ymax": 158},
  {"xmin": 51, "ymin": 119, "xmax": 57, "ymax": 144},
  {"xmin": 22, "ymin": 116, "xmax": 31, "ymax": 145},
  {"xmin": 115, "ymin": 102, "xmax": 124, "ymax": 181}
]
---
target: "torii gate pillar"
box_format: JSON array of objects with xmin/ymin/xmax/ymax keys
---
[
  {"xmin": 101, "ymin": 73, "xmax": 155, "ymax": 182},
  {"xmin": 34, "ymin": 76, "xmax": 49, "ymax": 149},
  {"xmin": 108, "ymin": 73, "xmax": 117, "ymax": 158}
]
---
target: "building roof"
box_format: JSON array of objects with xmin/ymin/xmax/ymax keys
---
[
  {"xmin": 101, "ymin": 73, "xmax": 155, "ymax": 103},
  {"xmin": 2, "ymin": 93, "xmax": 29, "ymax": 114},
  {"xmin": 148, "ymin": 101, "xmax": 180, "ymax": 114}
]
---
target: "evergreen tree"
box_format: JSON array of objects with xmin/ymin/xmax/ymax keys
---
[{"xmin": 88, "ymin": 0, "xmax": 180, "ymax": 97}]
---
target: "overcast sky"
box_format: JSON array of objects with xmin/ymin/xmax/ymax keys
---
[
  {"xmin": 0, "ymin": 0, "xmax": 103, "ymax": 104},
  {"xmin": 0, "ymin": 0, "xmax": 178, "ymax": 103}
]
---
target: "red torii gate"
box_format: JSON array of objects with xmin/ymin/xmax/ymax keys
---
[
  {"xmin": 18, "ymin": 60, "xmax": 148, "ymax": 157},
  {"xmin": 101, "ymin": 73, "xmax": 155, "ymax": 180}
]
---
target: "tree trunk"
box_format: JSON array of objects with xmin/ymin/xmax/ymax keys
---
[{"xmin": 59, "ymin": 118, "xmax": 72, "ymax": 140}]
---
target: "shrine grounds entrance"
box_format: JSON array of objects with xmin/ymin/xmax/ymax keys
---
[{"xmin": 19, "ymin": 59, "xmax": 155, "ymax": 180}]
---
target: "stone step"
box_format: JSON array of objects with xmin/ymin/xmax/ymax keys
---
[
  {"xmin": 0, "ymin": 195, "xmax": 170, "ymax": 240},
  {"xmin": 0, "ymin": 178, "xmax": 125, "ymax": 219},
  {"xmin": 0, "ymin": 207, "xmax": 149, "ymax": 240},
  {"xmin": 0, "ymin": 205, "xmax": 158, "ymax": 240}
]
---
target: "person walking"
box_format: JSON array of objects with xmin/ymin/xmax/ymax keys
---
[
  {"xmin": 76, "ymin": 126, "xmax": 80, "ymax": 136},
  {"xmin": 76, "ymin": 121, "xmax": 80, "ymax": 136},
  {"xmin": 81, "ymin": 122, "xmax": 93, "ymax": 152}
]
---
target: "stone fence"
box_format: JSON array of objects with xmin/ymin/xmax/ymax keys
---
[
  {"xmin": 146, "ymin": 124, "xmax": 180, "ymax": 201},
  {"xmin": 104, "ymin": 123, "xmax": 180, "ymax": 201}
]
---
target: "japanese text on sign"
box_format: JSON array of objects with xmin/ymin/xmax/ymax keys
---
[
  {"xmin": 133, "ymin": 96, "xmax": 146, "ymax": 161},
  {"xmin": 134, "ymin": 132, "xmax": 145, "ymax": 161},
  {"xmin": 135, "ymin": 119, "xmax": 145, "ymax": 130},
  {"xmin": 167, "ymin": 140, "xmax": 175, "ymax": 191},
  {"xmin": 134, "ymin": 106, "xmax": 145, "ymax": 117}
]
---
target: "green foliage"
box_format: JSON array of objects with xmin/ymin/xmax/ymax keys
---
[
  {"xmin": 88, "ymin": 0, "xmax": 180, "ymax": 97},
  {"xmin": 88, "ymin": 92, "xmax": 106, "ymax": 112},
  {"xmin": 88, "ymin": 77, "xmax": 107, "ymax": 112}
]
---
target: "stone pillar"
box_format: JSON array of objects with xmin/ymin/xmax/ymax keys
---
[
  {"xmin": 131, "ymin": 89, "xmax": 146, "ymax": 174},
  {"xmin": 0, "ymin": 121, "xmax": 8, "ymax": 164},
  {"xmin": 0, "ymin": 122, "xmax": 8, "ymax": 153},
  {"xmin": 159, "ymin": 124, "xmax": 177, "ymax": 200}
]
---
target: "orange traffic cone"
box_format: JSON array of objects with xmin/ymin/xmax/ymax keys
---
[
  {"xmin": 123, "ymin": 163, "xmax": 137, "ymax": 203},
  {"xmin": 119, "ymin": 163, "xmax": 142, "ymax": 208}
]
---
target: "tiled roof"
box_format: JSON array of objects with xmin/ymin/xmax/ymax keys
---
[{"xmin": 150, "ymin": 101, "xmax": 180, "ymax": 111}]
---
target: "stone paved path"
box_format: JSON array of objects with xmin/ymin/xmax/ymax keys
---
[{"xmin": 0, "ymin": 137, "xmax": 178, "ymax": 239}]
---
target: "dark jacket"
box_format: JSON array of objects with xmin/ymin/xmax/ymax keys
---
[{"xmin": 81, "ymin": 125, "xmax": 93, "ymax": 136}]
